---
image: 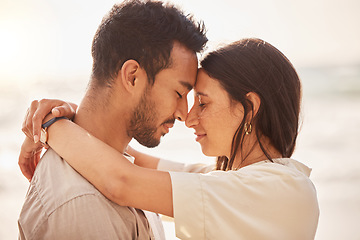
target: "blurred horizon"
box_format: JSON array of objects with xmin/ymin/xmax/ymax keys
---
[{"xmin": 1, "ymin": 0, "xmax": 360, "ymax": 84}]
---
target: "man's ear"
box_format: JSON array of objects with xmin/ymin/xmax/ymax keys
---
[
  {"xmin": 246, "ymin": 92, "xmax": 261, "ymax": 117},
  {"xmin": 117, "ymin": 60, "xmax": 145, "ymax": 93}
]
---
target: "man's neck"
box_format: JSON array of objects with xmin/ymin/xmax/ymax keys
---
[{"xmin": 73, "ymin": 93, "xmax": 131, "ymax": 154}]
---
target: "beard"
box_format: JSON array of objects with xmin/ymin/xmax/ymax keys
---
[
  {"xmin": 127, "ymin": 88, "xmax": 165, "ymax": 147},
  {"xmin": 128, "ymin": 90, "xmax": 176, "ymax": 148}
]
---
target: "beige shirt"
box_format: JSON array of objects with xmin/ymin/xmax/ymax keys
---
[
  {"xmin": 18, "ymin": 149, "xmax": 158, "ymax": 240},
  {"xmin": 158, "ymin": 158, "xmax": 319, "ymax": 240}
]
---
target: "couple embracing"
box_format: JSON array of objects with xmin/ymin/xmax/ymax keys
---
[{"xmin": 18, "ymin": 0, "xmax": 319, "ymax": 239}]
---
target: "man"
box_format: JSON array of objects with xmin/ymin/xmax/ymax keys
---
[{"xmin": 18, "ymin": 0, "xmax": 207, "ymax": 239}]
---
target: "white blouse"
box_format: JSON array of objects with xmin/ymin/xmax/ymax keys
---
[{"xmin": 158, "ymin": 158, "xmax": 319, "ymax": 240}]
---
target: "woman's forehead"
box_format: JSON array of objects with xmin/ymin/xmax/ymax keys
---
[{"xmin": 194, "ymin": 69, "xmax": 220, "ymax": 94}]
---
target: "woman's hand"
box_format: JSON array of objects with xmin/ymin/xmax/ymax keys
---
[
  {"xmin": 18, "ymin": 136, "xmax": 44, "ymax": 181},
  {"xmin": 22, "ymin": 99, "xmax": 77, "ymax": 143},
  {"xmin": 19, "ymin": 99, "xmax": 77, "ymax": 180}
]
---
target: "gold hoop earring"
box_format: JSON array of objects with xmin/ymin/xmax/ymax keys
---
[{"xmin": 244, "ymin": 122, "xmax": 252, "ymax": 135}]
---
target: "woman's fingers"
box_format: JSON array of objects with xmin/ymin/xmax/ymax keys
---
[
  {"xmin": 22, "ymin": 108, "xmax": 32, "ymax": 139},
  {"xmin": 22, "ymin": 100, "xmax": 39, "ymax": 140},
  {"xmin": 19, "ymin": 99, "xmax": 77, "ymax": 180},
  {"xmin": 18, "ymin": 137, "xmax": 43, "ymax": 180},
  {"xmin": 32, "ymin": 99, "xmax": 75, "ymax": 143},
  {"xmin": 51, "ymin": 102, "xmax": 76, "ymax": 119},
  {"xmin": 21, "ymin": 99, "xmax": 78, "ymax": 143},
  {"xmin": 32, "ymin": 99, "xmax": 55, "ymax": 143}
]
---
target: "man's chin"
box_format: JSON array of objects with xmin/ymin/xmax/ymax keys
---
[{"xmin": 135, "ymin": 137, "xmax": 160, "ymax": 148}]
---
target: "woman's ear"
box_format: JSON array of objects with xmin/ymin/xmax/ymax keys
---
[
  {"xmin": 117, "ymin": 59, "xmax": 145, "ymax": 93},
  {"xmin": 246, "ymin": 92, "xmax": 261, "ymax": 117}
]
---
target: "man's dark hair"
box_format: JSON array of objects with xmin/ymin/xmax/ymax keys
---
[{"xmin": 91, "ymin": 0, "xmax": 207, "ymax": 86}]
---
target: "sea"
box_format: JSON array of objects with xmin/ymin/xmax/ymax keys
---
[{"xmin": 0, "ymin": 64, "xmax": 359, "ymax": 239}]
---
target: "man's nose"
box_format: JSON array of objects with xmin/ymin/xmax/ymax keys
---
[
  {"xmin": 185, "ymin": 104, "xmax": 199, "ymax": 128},
  {"xmin": 174, "ymin": 97, "xmax": 188, "ymax": 121}
]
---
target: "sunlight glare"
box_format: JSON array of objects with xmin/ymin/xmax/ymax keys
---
[{"xmin": 0, "ymin": 26, "xmax": 21, "ymax": 71}]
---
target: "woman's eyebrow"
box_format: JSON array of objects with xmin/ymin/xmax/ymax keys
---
[{"xmin": 195, "ymin": 92, "xmax": 208, "ymax": 97}]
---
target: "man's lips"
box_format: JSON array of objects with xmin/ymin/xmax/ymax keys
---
[{"xmin": 163, "ymin": 123, "xmax": 174, "ymax": 133}]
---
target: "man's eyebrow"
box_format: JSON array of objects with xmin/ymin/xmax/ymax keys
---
[{"xmin": 179, "ymin": 81, "xmax": 193, "ymax": 91}]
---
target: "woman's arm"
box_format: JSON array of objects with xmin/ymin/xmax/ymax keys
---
[
  {"xmin": 47, "ymin": 119, "xmax": 173, "ymax": 217},
  {"xmin": 126, "ymin": 146, "xmax": 161, "ymax": 169},
  {"xmin": 127, "ymin": 146, "xmax": 216, "ymax": 173}
]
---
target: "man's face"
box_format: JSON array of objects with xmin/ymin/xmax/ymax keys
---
[{"xmin": 128, "ymin": 42, "xmax": 198, "ymax": 147}]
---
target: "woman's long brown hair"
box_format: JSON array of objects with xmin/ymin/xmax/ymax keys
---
[{"xmin": 201, "ymin": 38, "xmax": 302, "ymax": 170}]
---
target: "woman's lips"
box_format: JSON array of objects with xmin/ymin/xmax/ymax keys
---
[{"xmin": 195, "ymin": 133, "xmax": 206, "ymax": 142}]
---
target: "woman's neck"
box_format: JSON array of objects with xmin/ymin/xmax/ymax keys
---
[{"xmin": 232, "ymin": 137, "xmax": 282, "ymax": 170}]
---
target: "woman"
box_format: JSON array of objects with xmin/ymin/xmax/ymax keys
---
[{"xmin": 20, "ymin": 38, "xmax": 319, "ymax": 239}]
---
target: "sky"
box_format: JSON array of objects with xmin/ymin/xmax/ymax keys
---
[{"xmin": 0, "ymin": 0, "xmax": 359, "ymax": 84}]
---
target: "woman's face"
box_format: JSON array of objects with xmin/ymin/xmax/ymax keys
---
[{"xmin": 185, "ymin": 69, "xmax": 244, "ymax": 157}]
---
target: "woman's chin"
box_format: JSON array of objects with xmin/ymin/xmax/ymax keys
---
[
  {"xmin": 200, "ymin": 146, "xmax": 208, "ymax": 156},
  {"xmin": 200, "ymin": 145, "xmax": 227, "ymax": 158},
  {"xmin": 200, "ymin": 146, "xmax": 216, "ymax": 157}
]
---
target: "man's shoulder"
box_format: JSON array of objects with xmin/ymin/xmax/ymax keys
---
[
  {"xmin": 33, "ymin": 148, "xmax": 98, "ymax": 201},
  {"xmin": 28, "ymin": 149, "xmax": 136, "ymax": 216},
  {"xmin": 19, "ymin": 149, "xmax": 148, "ymax": 239}
]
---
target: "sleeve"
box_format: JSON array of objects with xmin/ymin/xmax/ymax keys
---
[
  {"xmin": 168, "ymin": 169, "xmax": 274, "ymax": 240},
  {"xmin": 41, "ymin": 194, "xmax": 138, "ymax": 240},
  {"xmin": 169, "ymin": 172, "xmax": 206, "ymax": 240},
  {"xmin": 157, "ymin": 158, "xmax": 215, "ymax": 173},
  {"xmin": 169, "ymin": 170, "xmax": 254, "ymax": 240},
  {"xmin": 169, "ymin": 165, "xmax": 320, "ymax": 240}
]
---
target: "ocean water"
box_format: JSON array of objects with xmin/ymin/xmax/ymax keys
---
[{"xmin": 0, "ymin": 64, "xmax": 359, "ymax": 239}]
